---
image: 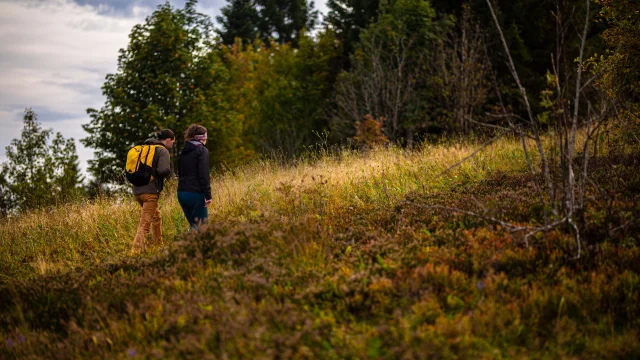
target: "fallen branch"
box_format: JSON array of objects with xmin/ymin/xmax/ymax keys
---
[
  {"xmin": 416, "ymin": 203, "xmax": 579, "ymax": 250},
  {"xmin": 522, "ymin": 216, "xmax": 569, "ymax": 246},
  {"xmin": 412, "ymin": 204, "xmax": 530, "ymax": 233},
  {"xmin": 434, "ymin": 130, "xmax": 509, "ymax": 179}
]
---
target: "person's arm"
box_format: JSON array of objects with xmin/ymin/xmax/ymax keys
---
[
  {"xmin": 155, "ymin": 147, "xmax": 171, "ymax": 178},
  {"xmin": 198, "ymin": 147, "xmax": 212, "ymax": 200}
]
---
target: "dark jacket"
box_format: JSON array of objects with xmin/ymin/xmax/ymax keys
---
[
  {"xmin": 177, "ymin": 140, "xmax": 211, "ymax": 200},
  {"xmin": 132, "ymin": 138, "xmax": 171, "ymax": 196}
]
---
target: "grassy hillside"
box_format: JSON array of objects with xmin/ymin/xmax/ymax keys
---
[{"xmin": 1, "ymin": 134, "xmax": 639, "ymax": 358}]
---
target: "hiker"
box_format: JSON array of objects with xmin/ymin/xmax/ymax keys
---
[
  {"xmin": 131, "ymin": 129, "xmax": 175, "ymax": 254},
  {"xmin": 177, "ymin": 124, "xmax": 211, "ymax": 232}
]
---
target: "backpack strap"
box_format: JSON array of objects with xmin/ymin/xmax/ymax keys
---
[
  {"xmin": 143, "ymin": 145, "xmax": 152, "ymax": 168},
  {"xmin": 135, "ymin": 145, "xmax": 144, "ymax": 172}
]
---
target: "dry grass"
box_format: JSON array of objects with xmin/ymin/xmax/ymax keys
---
[
  {"xmin": 1, "ymin": 130, "xmax": 639, "ymax": 358},
  {"xmin": 0, "ymin": 135, "xmax": 539, "ymax": 280}
]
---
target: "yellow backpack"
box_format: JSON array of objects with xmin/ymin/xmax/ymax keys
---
[{"xmin": 125, "ymin": 145, "xmax": 161, "ymax": 186}]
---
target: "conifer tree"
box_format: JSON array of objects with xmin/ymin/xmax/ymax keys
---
[
  {"xmin": 324, "ymin": 0, "xmax": 380, "ymax": 66},
  {"xmin": 216, "ymin": 0, "xmax": 260, "ymax": 45},
  {"xmin": 258, "ymin": 0, "xmax": 318, "ymax": 45},
  {"xmin": 217, "ymin": 0, "xmax": 318, "ymax": 46}
]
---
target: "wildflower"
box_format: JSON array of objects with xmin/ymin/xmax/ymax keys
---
[
  {"xmin": 128, "ymin": 348, "xmax": 137, "ymax": 357},
  {"xmin": 18, "ymin": 335, "xmax": 25, "ymax": 343},
  {"xmin": 6, "ymin": 338, "xmax": 13, "ymax": 347},
  {"xmin": 476, "ymin": 280, "xmax": 486, "ymax": 290}
]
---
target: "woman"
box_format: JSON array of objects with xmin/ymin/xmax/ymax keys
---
[{"xmin": 177, "ymin": 124, "xmax": 211, "ymax": 231}]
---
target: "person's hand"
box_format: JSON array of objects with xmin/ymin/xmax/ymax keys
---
[{"xmin": 204, "ymin": 199, "xmax": 212, "ymax": 207}]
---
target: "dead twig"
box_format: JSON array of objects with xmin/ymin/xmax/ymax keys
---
[
  {"xmin": 522, "ymin": 217, "xmax": 569, "ymax": 247},
  {"xmin": 412, "ymin": 204, "xmax": 530, "ymax": 233},
  {"xmin": 485, "ymin": 0, "xmax": 553, "ymax": 205},
  {"xmin": 413, "ymin": 204, "xmax": 580, "ymax": 250},
  {"xmin": 434, "ymin": 130, "xmax": 509, "ymax": 179}
]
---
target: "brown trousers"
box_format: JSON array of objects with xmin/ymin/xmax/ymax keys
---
[{"xmin": 132, "ymin": 193, "xmax": 163, "ymax": 252}]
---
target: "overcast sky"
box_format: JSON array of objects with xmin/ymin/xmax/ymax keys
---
[{"xmin": 0, "ymin": 0, "xmax": 329, "ymax": 175}]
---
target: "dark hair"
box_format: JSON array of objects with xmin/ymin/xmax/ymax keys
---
[
  {"xmin": 157, "ymin": 129, "xmax": 175, "ymax": 140},
  {"xmin": 184, "ymin": 124, "xmax": 207, "ymax": 141}
]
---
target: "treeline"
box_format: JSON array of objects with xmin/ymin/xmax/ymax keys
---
[
  {"xmin": 1, "ymin": 0, "xmax": 638, "ymax": 215},
  {"xmin": 74, "ymin": 0, "xmax": 640, "ymax": 172}
]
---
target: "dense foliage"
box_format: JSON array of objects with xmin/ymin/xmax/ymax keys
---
[
  {"xmin": 79, "ymin": 0, "xmax": 631, "ymax": 185},
  {"xmin": 596, "ymin": 0, "xmax": 640, "ymax": 103},
  {"xmin": 223, "ymin": 32, "xmax": 340, "ymax": 156}
]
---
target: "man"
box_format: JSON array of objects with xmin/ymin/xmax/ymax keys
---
[{"xmin": 131, "ymin": 129, "xmax": 175, "ymax": 254}]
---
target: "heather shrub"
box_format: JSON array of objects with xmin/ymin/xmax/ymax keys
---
[{"xmin": 1, "ymin": 135, "xmax": 639, "ymax": 358}]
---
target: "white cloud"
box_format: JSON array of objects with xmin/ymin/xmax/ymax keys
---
[{"xmin": 0, "ymin": 0, "xmax": 146, "ymax": 175}]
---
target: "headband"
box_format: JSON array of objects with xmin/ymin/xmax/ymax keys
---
[{"xmin": 194, "ymin": 133, "xmax": 207, "ymax": 141}]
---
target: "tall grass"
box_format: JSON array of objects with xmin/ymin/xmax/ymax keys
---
[
  {"xmin": 1, "ymin": 131, "xmax": 639, "ymax": 358},
  {"xmin": 0, "ymin": 135, "xmax": 530, "ymax": 281}
]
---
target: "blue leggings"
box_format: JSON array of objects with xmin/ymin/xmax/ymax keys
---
[{"xmin": 177, "ymin": 191, "xmax": 208, "ymax": 231}]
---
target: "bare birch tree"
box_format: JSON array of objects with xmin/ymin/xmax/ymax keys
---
[
  {"xmin": 430, "ymin": 7, "xmax": 491, "ymax": 134},
  {"xmin": 334, "ymin": 24, "xmax": 425, "ymax": 145},
  {"xmin": 485, "ymin": 0, "xmax": 606, "ymax": 257},
  {"xmin": 332, "ymin": 0, "xmax": 437, "ymax": 147}
]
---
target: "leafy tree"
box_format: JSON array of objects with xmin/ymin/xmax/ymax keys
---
[
  {"xmin": 216, "ymin": 0, "xmax": 260, "ymax": 46},
  {"xmin": 192, "ymin": 48, "xmax": 255, "ymax": 168},
  {"xmin": 596, "ymin": 0, "xmax": 640, "ymax": 103},
  {"xmin": 0, "ymin": 109, "xmax": 83, "ymax": 214},
  {"xmin": 223, "ymin": 31, "xmax": 340, "ymax": 156},
  {"xmin": 82, "ymin": 0, "xmax": 240, "ymax": 181}
]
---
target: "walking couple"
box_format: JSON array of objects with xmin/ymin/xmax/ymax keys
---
[{"xmin": 130, "ymin": 124, "xmax": 211, "ymax": 255}]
